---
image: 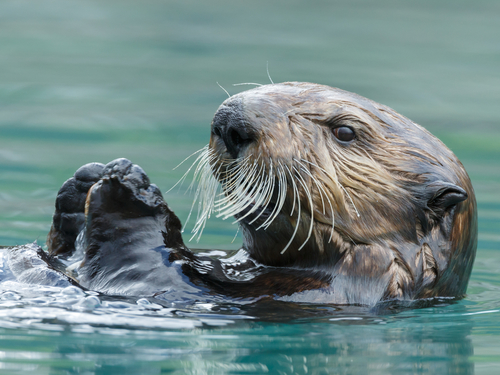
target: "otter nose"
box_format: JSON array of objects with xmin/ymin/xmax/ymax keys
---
[{"xmin": 211, "ymin": 102, "xmax": 254, "ymax": 159}]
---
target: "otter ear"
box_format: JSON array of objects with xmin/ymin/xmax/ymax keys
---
[{"xmin": 427, "ymin": 181, "xmax": 468, "ymax": 214}]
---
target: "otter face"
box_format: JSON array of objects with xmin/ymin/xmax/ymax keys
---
[{"xmin": 188, "ymin": 82, "xmax": 476, "ymax": 291}]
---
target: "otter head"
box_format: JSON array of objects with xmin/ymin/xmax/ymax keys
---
[{"xmin": 191, "ymin": 82, "xmax": 476, "ymax": 297}]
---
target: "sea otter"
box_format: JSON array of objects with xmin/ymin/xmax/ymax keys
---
[{"xmin": 8, "ymin": 82, "xmax": 478, "ymax": 306}]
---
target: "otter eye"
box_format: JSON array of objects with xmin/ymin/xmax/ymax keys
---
[{"xmin": 333, "ymin": 126, "xmax": 355, "ymax": 142}]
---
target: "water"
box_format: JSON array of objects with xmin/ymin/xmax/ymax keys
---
[{"xmin": 0, "ymin": 0, "xmax": 499, "ymax": 373}]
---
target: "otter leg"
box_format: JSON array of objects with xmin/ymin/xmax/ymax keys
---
[{"xmin": 47, "ymin": 162, "xmax": 105, "ymax": 258}]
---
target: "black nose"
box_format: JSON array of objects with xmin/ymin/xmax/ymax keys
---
[{"xmin": 212, "ymin": 100, "xmax": 254, "ymax": 159}]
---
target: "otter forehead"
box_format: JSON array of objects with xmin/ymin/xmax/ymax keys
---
[
  {"xmin": 211, "ymin": 82, "xmax": 444, "ymax": 163},
  {"xmin": 218, "ymin": 82, "xmax": 351, "ymax": 117},
  {"xmin": 215, "ymin": 82, "xmax": 419, "ymax": 136},
  {"xmin": 222, "ymin": 82, "xmax": 361, "ymax": 103}
]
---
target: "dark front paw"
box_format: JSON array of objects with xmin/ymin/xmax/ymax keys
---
[
  {"xmin": 47, "ymin": 162, "xmax": 105, "ymax": 257},
  {"xmin": 87, "ymin": 158, "xmax": 166, "ymax": 217},
  {"xmin": 84, "ymin": 158, "xmax": 184, "ymax": 249}
]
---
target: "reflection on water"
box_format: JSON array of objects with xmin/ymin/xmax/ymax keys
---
[
  {"xmin": 0, "ymin": 0, "xmax": 499, "ymax": 373},
  {"xmin": 0, "ymin": 284, "xmax": 478, "ymax": 374},
  {"xmin": 0, "ymin": 323, "xmax": 476, "ymax": 374}
]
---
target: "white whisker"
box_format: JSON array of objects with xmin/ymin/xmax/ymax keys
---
[
  {"xmin": 281, "ymin": 165, "xmax": 301, "ymax": 254},
  {"xmin": 184, "ymin": 156, "xmax": 214, "ymax": 233},
  {"xmin": 295, "ymin": 158, "xmax": 335, "ymax": 242},
  {"xmin": 216, "ymin": 82, "xmax": 231, "ymax": 98},
  {"xmin": 338, "ymin": 183, "xmax": 361, "ymax": 218},
  {"xmin": 293, "ymin": 165, "xmax": 314, "ymax": 251},
  {"xmin": 214, "ymin": 159, "xmax": 254, "ymax": 208},
  {"xmin": 300, "ymin": 158, "xmax": 360, "ymax": 219},
  {"xmin": 166, "ymin": 146, "xmax": 208, "ymax": 194},
  {"xmin": 248, "ymin": 161, "xmax": 275, "ymax": 225},
  {"xmin": 231, "ymin": 226, "xmax": 240, "ymax": 243},
  {"xmin": 294, "ymin": 158, "xmax": 325, "ymax": 214},
  {"xmin": 189, "ymin": 157, "xmax": 220, "ymax": 239},
  {"xmin": 233, "ymin": 83, "xmax": 263, "ymax": 87},
  {"xmin": 217, "ymin": 160, "xmax": 258, "ymax": 209},
  {"xmin": 266, "ymin": 61, "xmax": 274, "ymax": 84},
  {"xmin": 173, "ymin": 147, "xmax": 206, "ymax": 171},
  {"xmin": 225, "ymin": 162, "xmax": 267, "ymax": 221},
  {"xmin": 259, "ymin": 163, "xmax": 287, "ymax": 230}
]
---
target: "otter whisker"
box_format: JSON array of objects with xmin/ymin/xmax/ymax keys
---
[
  {"xmin": 293, "ymin": 165, "xmax": 315, "ymax": 251},
  {"xmin": 187, "ymin": 150, "xmax": 216, "ymax": 200},
  {"xmin": 206, "ymin": 155, "xmax": 225, "ymax": 208},
  {"xmin": 173, "ymin": 146, "xmax": 207, "ymax": 171},
  {"xmin": 182, "ymin": 148, "xmax": 213, "ymax": 228},
  {"xmin": 261, "ymin": 163, "xmax": 286, "ymax": 228},
  {"xmin": 214, "ymin": 158, "xmax": 254, "ymax": 206},
  {"xmin": 218, "ymin": 154, "xmax": 252, "ymax": 183},
  {"xmin": 166, "ymin": 145, "xmax": 208, "ymax": 194},
  {"xmin": 217, "ymin": 162, "xmax": 258, "ymax": 217},
  {"xmin": 233, "ymin": 83, "xmax": 263, "ymax": 87},
  {"xmin": 300, "ymin": 158, "xmax": 361, "ymax": 219},
  {"xmin": 193, "ymin": 180, "xmax": 219, "ymax": 239},
  {"xmin": 266, "ymin": 61, "xmax": 274, "ymax": 84},
  {"xmin": 185, "ymin": 153, "xmax": 218, "ymax": 236},
  {"xmin": 231, "ymin": 225, "xmax": 240, "ymax": 243},
  {"xmin": 253, "ymin": 172, "xmax": 277, "ymax": 227},
  {"xmin": 215, "ymin": 159, "xmax": 250, "ymax": 198},
  {"xmin": 189, "ymin": 147, "xmax": 215, "ymax": 190},
  {"xmin": 186, "ymin": 147, "xmax": 233, "ymax": 240},
  {"xmin": 222, "ymin": 161, "xmax": 257, "ymax": 201},
  {"xmin": 338, "ymin": 183, "xmax": 361, "ymax": 218},
  {"xmin": 216, "ymin": 82, "xmax": 231, "ymax": 98},
  {"xmin": 259, "ymin": 163, "xmax": 287, "ymax": 230},
  {"xmin": 281, "ymin": 165, "xmax": 302, "ymax": 255},
  {"xmin": 218, "ymin": 161, "xmax": 265, "ymax": 219},
  {"xmin": 233, "ymin": 165, "xmax": 267, "ymax": 222},
  {"xmin": 297, "ymin": 159, "xmax": 336, "ymax": 218},
  {"xmin": 248, "ymin": 161, "xmax": 275, "ymax": 226},
  {"xmin": 295, "ymin": 158, "xmax": 335, "ymax": 242},
  {"xmin": 294, "ymin": 158, "xmax": 326, "ymax": 214},
  {"xmin": 225, "ymin": 162, "xmax": 269, "ymax": 222},
  {"xmin": 222, "ymin": 154, "xmax": 256, "ymax": 188},
  {"xmin": 345, "ymin": 233, "xmax": 357, "ymax": 246},
  {"xmin": 189, "ymin": 155, "xmax": 222, "ymax": 240},
  {"xmin": 288, "ymin": 165, "xmax": 297, "ymax": 217},
  {"xmin": 222, "ymin": 174, "xmax": 262, "ymax": 219}
]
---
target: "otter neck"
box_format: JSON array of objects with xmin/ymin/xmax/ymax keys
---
[{"xmin": 240, "ymin": 224, "xmax": 347, "ymax": 268}]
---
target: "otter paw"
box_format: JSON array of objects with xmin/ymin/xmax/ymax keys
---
[
  {"xmin": 47, "ymin": 162, "xmax": 105, "ymax": 257},
  {"xmin": 88, "ymin": 158, "xmax": 166, "ymax": 213}
]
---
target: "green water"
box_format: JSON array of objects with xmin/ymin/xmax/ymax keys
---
[{"xmin": 0, "ymin": 0, "xmax": 499, "ymax": 373}]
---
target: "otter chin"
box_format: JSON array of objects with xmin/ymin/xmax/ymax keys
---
[{"xmin": 37, "ymin": 81, "xmax": 477, "ymax": 306}]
